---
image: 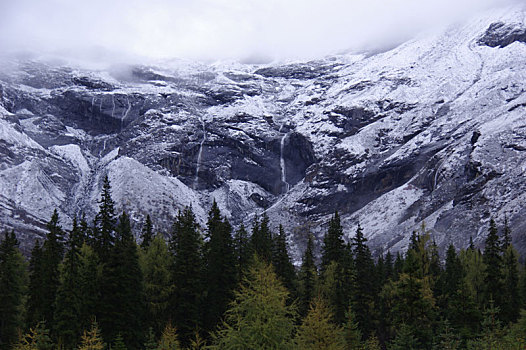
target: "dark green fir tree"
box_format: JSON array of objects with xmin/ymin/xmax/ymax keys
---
[
  {"xmin": 169, "ymin": 207, "xmax": 204, "ymax": 344},
  {"xmin": 94, "ymin": 175, "xmax": 116, "ymax": 260},
  {"xmin": 271, "ymin": 225, "xmax": 296, "ymax": 295},
  {"xmin": 250, "ymin": 212, "xmax": 273, "ymax": 262},
  {"xmin": 203, "ymin": 201, "xmax": 237, "ymax": 333},
  {"xmin": 233, "ymin": 223, "xmax": 250, "ymax": 281},
  {"xmin": 140, "ymin": 214, "xmax": 154, "ymax": 249},
  {"xmin": 53, "ymin": 218, "xmax": 84, "ymax": 348},
  {"xmin": 298, "ymin": 233, "xmax": 317, "ymax": 317},
  {"xmin": 483, "ymin": 218, "xmax": 503, "ymax": 312},
  {"xmin": 0, "ymin": 230, "xmax": 28, "ymax": 349},
  {"xmin": 99, "ymin": 211, "xmax": 144, "ymax": 349}
]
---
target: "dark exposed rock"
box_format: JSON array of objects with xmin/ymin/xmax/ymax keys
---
[{"xmin": 478, "ymin": 22, "xmax": 526, "ymax": 48}]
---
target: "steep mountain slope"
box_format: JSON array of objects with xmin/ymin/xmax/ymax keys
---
[{"xmin": 1, "ymin": 5, "xmax": 526, "ymax": 258}]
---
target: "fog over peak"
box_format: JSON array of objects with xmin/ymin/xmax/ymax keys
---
[{"xmin": 0, "ymin": 0, "xmax": 522, "ymax": 63}]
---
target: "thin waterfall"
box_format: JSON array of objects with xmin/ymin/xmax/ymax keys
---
[
  {"xmin": 121, "ymin": 98, "xmax": 131, "ymax": 130},
  {"xmin": 111, "ymin": 95, "xmax": 115, "ymax": 118},
  {"xmin": 280, "ymin": 131, "xmax": 290, "ymax": 193},
  {"xmin": 194, "ymin": 117, "xmax": 206, "ymax": 189}
]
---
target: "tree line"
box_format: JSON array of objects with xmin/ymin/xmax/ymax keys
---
[{"xmin": 1, "ymin": 176, "xmax": 526, "ymax": 349}]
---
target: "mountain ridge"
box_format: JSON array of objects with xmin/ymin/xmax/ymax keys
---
[{"xmin": 1, "ymin": 4, "xmax": 526, "ymax": 260}]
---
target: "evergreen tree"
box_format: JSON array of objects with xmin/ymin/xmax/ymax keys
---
[
  {"xmin": 233, "ymin": 224, "xmax": 250, "ymax": 281},
  {"xmin": 502, "ymin": 216, "xmax": 511, "ymax": 250},
  {"xmin": 112, "ymin": 334, "xmax": 127, "ymax": 350},
  {"xmin": 343, "ymin": 306, "xmax": 362, "ymax": 350},
  {"xmin": 203, "ymin": 201, "xmax": 237, "ymax": 333},
  {"xmin": 37, "ymin": 209, "xmax": 65, "ymax": 330},
  {"xmin": 389, "ymin": 324, "xmax": 418, "ymax": 350},
  {"xmin": 94, "ymin": 176, "xmax": 116, "ymax": 260},
  {"xmin": 250, "ymin": 213, "xmax": 273, "ymax": 262},
  {"xmin": 212, "ymin": 257, "xmax": 296, "ymax": 350},
  {"xmin": 77, "ymin": 321, "xmax": 105, "ymax": 350},
  {"xmin": 385, "ymin": 251, "xmax": 394, "ymax": 281},
  {"xmin": 382, "ymin": 243, "xmax": 436, "ymax": 348},
  {"xmin": 460, "ymin": 246, "xmax": 485, "ymax": 307},
  {"xmin": 54, "ymin": 219, "xmax": 84, "ymax": 349},
  {"xmin": 483, "ymin": 219, "xmax": 503, "ymax": 312},
  {"xmin": 143, "ymin": 328, "xmax": 157, "ymax": 350},
  {"xmin": 26, "ymin": 240, "xmax": 44, "ymax": 328},
  {"xmin": 158, "ymin": 324, "xmax": 181, "ymax": 350},
  {"xmin": 99, "ymin": 211, "xmax": 144, "ymax": 349},
  {"xmin": 434, "ymin": 319, "xmax": 460, "ymax": 350},
  {"xmin": 318, "ymin": 213, "xmax": 352, "ymax": 326},
  {"xmin": 139, "ymin": 235, "xmax": 173, "ymax": 337},
  {"xmin": 439, "ymin": 244, "xmax": 464, "ymax": 326},
  {"xmin": 351, "ymin": 224, "xmax": 376, "ymax": 337},
  {"xmin": 272, "ymin": 225, "xmax": 296, "ymax": 295},
  {"xmin": 393, "ymin": 252, "xmax": 404, "ymax": 280},
  {"xmin": 321, "ymin": 211, "xmax": 345, "ymax": 272},
  {"xmin": 169, "ymin": 207, "xmax": 204, "ymax": 344},
  {"xmin": 77, "ymin": 243, "xmax": 101, "ymax": 335},
  {"xmin": 13, "ymin": 322, "xmax": 53, "ymax": 350},
  {"xmin": 294, "ymin": 298, "xmax": 346, "ymax": 350},
  {"xmin": 0, "ymin": 230, "xmax": 28, "ymax": 349},
  {"xmin": 140, "ymin": 215, "xmax": 154, "ymax": 249},
  {"xmin": 298, "ymin": 234, "xmax": 317, "ymax": 317},
  {"xmin": 501, "ymin": 244, "xmax": 520, "ymax": 324}
]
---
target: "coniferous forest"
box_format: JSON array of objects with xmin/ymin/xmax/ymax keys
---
[{"xmin": 1, "ymin": 176, "xmax": 526, "ymax": 350}]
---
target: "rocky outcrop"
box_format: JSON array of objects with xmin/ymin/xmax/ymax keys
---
[{"xmin": 1, "ymin": 6, "xmax": 526, "ymax": 260}]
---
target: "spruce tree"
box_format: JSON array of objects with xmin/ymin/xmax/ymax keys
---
[
  {"xmin": 169, "ymin": 207, "xmax": 204, "ymax": 344},
  {"xmin": 502, "ymin": 216, "xmax": 511, "ymax": 250},
  {"xmin": 321, "ymin": 211, "xmax": 345, "ymax": 272},
  {"xmin": 294, "ymin": 298, "xmax": 346, "ymax": 350},
  {"xmin": 250, "ymin": 212, "xmax": 273, "ymax": 262},
  {"xmin": 459, "ymin": 246, "xmax": 485, "ymax": 307},
  {"xmin": 203, "ymin": 201, "xmax": 237, "ymax": 333},
  {"xmin": 501, "ymin": 244, "xmax": 520, "ymax": 324},
  {"xmin": 139, "ymin": 235, "xmax": 173, "ymax": 337},
  {"xmin": 0, "ymin": 230, "xmax": 28, "ymax": 349},
  {"xmin": 483, "ymin": 218, "xmax": 503, "ymax": 312},
  {"xmin": 389, "ymin": 324, "xmax": 418, "ymax": 350},
  {"xmin": 94, "ymin": 175, "xmax": 116, "ymax": 260},
  {"xmin": 140, "ymin": 215, "xmax": 154, "ymax": 249},
  {"xmin": 385, "ymin": 251, "xmax": 394, "ymax": 281},
  {"xmin": 54, "ymin": 219, "xmax": 84, "ymax": 349},
  {"xmin": 38, "ymin": 209, "xmax": 65, "ymax": 330},
  {"xmin": 272, "ymin": 225, "xmax": 296, "ymax": 295},
  {"xmin": 233, "ymin": 224, "xmax": 250, "ymax": 281},
  {"xmin": 99, "ymin": 211, "xmax": 144, "ymax": 349},
  {"xmin": 143, "ymin": 328, "xmax": 157, "ymax": 350},
  {"xmin": 77, "ymin": 243, "xmax": 101, "ymax": 335},
  {"xmin": 27, "ymin": 240, "xmax": 44, "ymax": 327},
  {"xmin": 351, "ymin": 224, "xmax": 376, "ymax": 337},
  {"xmin": 212, "ymin": 257, "xmax": 296, "ymax": 350},
  {"xmin": 343, "ymin": 306, "xmax": 362, "ymax": 350},
  {"xmin": 298, "ymin": 234, "xmax": 317, "ymax": 317},
  {"xmin": 112, "ymin": 334, "xmax": 127, "ymax": 350}
]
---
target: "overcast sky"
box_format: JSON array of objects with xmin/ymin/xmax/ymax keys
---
[{"xmin": 0, "ymin": 0, "xmax": 520, "ymax": 63}]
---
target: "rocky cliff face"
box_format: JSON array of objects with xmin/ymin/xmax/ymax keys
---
[{"xmin": 1, "ymin": 5, "xmax": 526, "ymax": 259}]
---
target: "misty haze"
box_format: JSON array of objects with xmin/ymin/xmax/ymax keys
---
[{"xmin": 1, "ymin": 0, "xmax": 526, "ymax": 349}]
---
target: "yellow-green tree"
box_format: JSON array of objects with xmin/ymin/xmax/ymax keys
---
[
  {"xmin": 294, "ymin": 298, "xmax": 346, "ymax": 350},
  {"xmin": 212, "ymin": 256, "xmax": 296, "ymax": 350},
  {"xmin": 77, "ymin": 321, "xmax": 105, "ymax": 350},
  {"xmin": 157, "ymin": 323, "xmax": 181, "ymax": 350}
]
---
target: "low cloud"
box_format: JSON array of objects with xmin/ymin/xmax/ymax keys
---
[{"xmin": 0, "ymin": 0, "xmax": 521, "ymax": 63}]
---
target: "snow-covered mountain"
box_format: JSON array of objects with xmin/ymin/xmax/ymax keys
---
[{"xmin": 1, "ymin": 5, "xmax": 526, "ymax": 258}]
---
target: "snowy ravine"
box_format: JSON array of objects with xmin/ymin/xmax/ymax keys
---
[{"xmin": 1, "ymin": 5, "xmax": 526, "ymax": 259}]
